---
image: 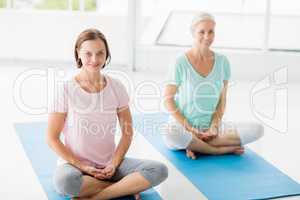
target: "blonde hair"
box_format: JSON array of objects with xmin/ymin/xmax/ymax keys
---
[{"xmin": 190, "ymin": 12, "xmax": 215, "ymax": 34}]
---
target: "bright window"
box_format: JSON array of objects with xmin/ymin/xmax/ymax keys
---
[
  {"xmin": 0, "ymin": 0, "xmax": 6, "ymax": 8},
  {"xmin": 269, "ymin": 0, "xmax": 300, "ymax": 50},
  {"xmin": 71, "ymin": 0, "xmax": 97, "ymax": 11},
  {"xmin": 34, "ymin": 0, "xmax": 69, "ymax": 10},
  {"xmin": 97, "ymin": 0, "xmax": 127, "ymax": 15},
  {"xmin": 4, "ymin": 0, "xmax": 111, "ymax": 12},
  {"xmin": 156, "ymin": 11, "xmax": 264, "ymax": 49},
  {"xmin": 141, "ymin": 0, "xmax": 300, "ymax": 51}
]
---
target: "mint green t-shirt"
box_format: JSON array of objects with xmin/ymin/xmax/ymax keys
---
[{"xmin": 168, "ymin": 52, "xmax": 231, "ymax": 129}]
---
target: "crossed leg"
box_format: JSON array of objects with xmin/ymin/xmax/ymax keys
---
[{"xmin": 75, "ymin": 172, "xmax": 150, "ymax": 200}]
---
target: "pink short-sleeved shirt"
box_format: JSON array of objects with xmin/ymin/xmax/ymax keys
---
[{"xmin": 50, "ymin": 75, "xmax": 129, "ymax": 168}]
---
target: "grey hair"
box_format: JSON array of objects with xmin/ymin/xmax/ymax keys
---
[{"xmin": 190, "ymin": 12, "xmax": 215, "ymax": 34}]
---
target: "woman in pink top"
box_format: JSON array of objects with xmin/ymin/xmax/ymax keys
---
[{"xmin": 47, "ymin": 28, "xmax": 168, "ymax": 200}]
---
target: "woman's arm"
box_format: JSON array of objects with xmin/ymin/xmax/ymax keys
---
[
  {"xmin": 47, "ymin": 113, "xmax": 83, "ymax": 169},
  {"xmin": 210, "ymin": 80, "xmax": 229, "ymax": 131},
  {"xmin": 165, "ymin": 84, "xmax": 199, "ymax": 159},
  {"xmin": 111, "ymin": 106, "xmax": 133, "ymax": 168},
  {"xmin": 164, "ymin": 84, "xmax": 197, "ymax": 133}
]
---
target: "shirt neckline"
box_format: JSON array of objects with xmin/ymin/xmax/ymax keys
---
[
  {"xmin": 72, "ymin": 75, "xmax": 109, "ymax": 95},
  {"xmin": 184, "ymin": 52, "xmax": 217, "ymax": 79}
]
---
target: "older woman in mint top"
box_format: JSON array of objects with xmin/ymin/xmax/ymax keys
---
[{"xmin": 163, "ymin": 12, "xmax": 264, "ymax": 159}]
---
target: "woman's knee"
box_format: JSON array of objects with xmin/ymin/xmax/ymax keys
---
[
  {"xmin": 253, "ymin": 123, "xmax": 264, "ymax": 139},
  {"xmin": 139, "ymin": 161, "xmax": 168, "ymax": 187},
  {"xmin": 53, "ymin": 164, "xmax": 83, "ymax": 198},
  {"xmin": 236, "ymin": 122, "xmax": 264, "ymax": 145}
]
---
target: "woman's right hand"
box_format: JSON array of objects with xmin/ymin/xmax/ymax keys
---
[
  {"xmin": 80, "ymin": 164, "xmax": 106, "ymax": 180},
  {"xmin": 186, "ymin": 125, "xmax": 205, "ymax": 138},
  {"xmin": 187, "ymin": 126, "xmax": 216, "ymax": 142},
  {"xmin": 201, "ymin": 129, "xmax": 218, "ymax": 141}
]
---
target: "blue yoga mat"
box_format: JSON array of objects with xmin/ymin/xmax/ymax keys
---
[
  {"xmin": 14, "ymin": 122, "xmax": 161, "ymax": 200},
  {"xmin": 132, "ymin": 113, "xmax": 300, "ymax": 200}
]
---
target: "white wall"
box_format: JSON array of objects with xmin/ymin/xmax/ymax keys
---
[
  {"xmin": 0, "ymin": 10, "xmax": 299, "ymax": 82},
  {"xmin": 136, "ymin": 45, "xmax": 300, "ymax": 82},
  {"xmin": 0, "ymin": 10, "xmax": 128, "ymax": 66}
]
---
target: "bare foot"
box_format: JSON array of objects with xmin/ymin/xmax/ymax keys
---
[
  {"xmin": 233, "ymin": 147, "xmax": 245, "ymax": 155},
  {"xmin": 186, "ymin": 149, "xmax": 197, "ymax": 159},
  {"xmin": 135, "ymin": 193, "xmax": 141, "ymax": 200}
]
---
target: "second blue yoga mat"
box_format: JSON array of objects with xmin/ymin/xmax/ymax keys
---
[{"xmin": 132, "ymin": 113, "xmax": 300, "ymax": 200}]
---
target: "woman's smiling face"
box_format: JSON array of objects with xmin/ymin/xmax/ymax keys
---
[
  {"xmin": 78, "ymin": 38, "xmax": 107, "ymax": 72},
  {"xmin": 192, "ymin": 20, "xmax": 215, "ymax": 49}
]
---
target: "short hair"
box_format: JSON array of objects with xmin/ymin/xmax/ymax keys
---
[
  {"xmin": 74, "ymin": 28, "xmax": 111, "ymax": 68},
  {"xmin": 190, "ymin": 12, "xmax": 215, "ymax": 34}
]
